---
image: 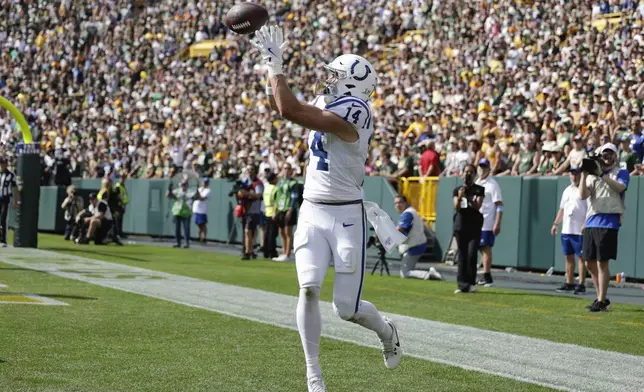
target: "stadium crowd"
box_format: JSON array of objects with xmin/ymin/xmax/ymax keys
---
[{"xmin": 0, "ymin": 0, "xmax": 644, "ymax": 186}]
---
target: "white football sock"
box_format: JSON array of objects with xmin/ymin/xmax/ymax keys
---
[
  {"xmin": 350, "ymin": 300, "xmax": 393, "ymax": 341},
  {"xmin": 297, "ymin": 287, "xmax": 322, "ymax": 379},
  {"xmin": 404, "ymin": 270, "xmax": 428, "ymax": 279}
]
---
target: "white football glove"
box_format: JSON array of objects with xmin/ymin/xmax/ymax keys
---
[{"xmin": 249, "ymin": 25, "xmax": 288, "ymax": 77}]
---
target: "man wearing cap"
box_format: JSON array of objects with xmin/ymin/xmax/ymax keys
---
[
  {"xmin": 475, "ymin": 158, "xmax": 503, "ymax": 287},
  {"xmin": 192, "ymin": 178, "xmax": 211, "ymax": 244},
  {"xmin": 579, "ymin": 143, "xmax": 630, "ymax": 312},
  {"xmin": 0, "ymin": 157, "xmax": 19, "ymax": 247},
  {"xmin": 551, "ymin": 166, "xmax": 588, "ymax": 294}
]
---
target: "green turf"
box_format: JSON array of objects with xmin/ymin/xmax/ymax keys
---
[
  {"xmin": 0, "ymin": 261, "xmax": 551, "ymax": 392},
  {"xmin": 26, "ymin": 234, "xmax": 644, "ymax": 356}
]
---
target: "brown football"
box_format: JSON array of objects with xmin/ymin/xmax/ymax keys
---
[{"xmin": 224, "ymin": 3, "xmax": 269, "ymax": 35}]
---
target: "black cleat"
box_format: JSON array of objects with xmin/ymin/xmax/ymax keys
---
[
  {"xmin": 573, "ymin": 284, "xmax": 586, "ymax": 295},
  {"xmin": 589, "ymin": 299, "xmax": 611, "ymax": 312},
  {"xmin": 477, "ymin": 278, "xmax": 494, "ymax": 287},
  {"xmin": 556, "ymin": 283, "xmax": 575, "ymax": 293},
  {"xmin": 585, "ymin": 299, "xmax": 598, "ymax": 310}
]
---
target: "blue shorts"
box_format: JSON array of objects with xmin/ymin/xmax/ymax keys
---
[
  {"xmin": 480, "ymin": 231, "xmax": 495, "ymax": 248},
  {"xmin": 194, "ymin": 213, "xmax": 208, "ymax": 226},
  {"xmin": 259, "ymin": 214, "xmax": 266, "ymax": 226},
  {"xmin": 562, "ymin": 234, "xmax": 582, "ymax": 257}
]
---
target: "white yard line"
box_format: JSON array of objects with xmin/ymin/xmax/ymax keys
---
[{"xmin": 2, "ymin": 248, "xmax": 643, "ymax": 392}]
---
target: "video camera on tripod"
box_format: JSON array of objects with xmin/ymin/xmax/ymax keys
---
[
  {"xmin": 367, "ymin": 229, "xmax": 386, "ymax": 253},
  {"xmin": 367, "ymin": 228, "xmax": 390, "ymax": 276}
]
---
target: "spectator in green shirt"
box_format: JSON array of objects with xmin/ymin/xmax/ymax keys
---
[
  {"xmin": 395, "ymin": 146, "xmax": 416, "ymax": 178},
  {"xmin": 273, "ymin": 164, "xmax": 301, "ymax": 262},
  {"xmin": 618, "ymin": 137, "xmax": 638, "ymax": 174},
  {"xmin": 372, "ymin": 152, "xmax": 398, "ymax": 177}
]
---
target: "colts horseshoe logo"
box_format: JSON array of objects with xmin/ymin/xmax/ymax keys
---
[{"xmin": 350, "ymin": 59, "xmax": 371, "ymax": 81}]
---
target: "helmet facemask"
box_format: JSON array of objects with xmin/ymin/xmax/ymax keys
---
[{"xmin": 315, "ymin": 66, "xmax": 348, "ymax": 99}]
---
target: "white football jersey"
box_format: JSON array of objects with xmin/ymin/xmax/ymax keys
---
[{"xmin": 303, "ymin": 95, "xmax": 373, "ymax": 203}]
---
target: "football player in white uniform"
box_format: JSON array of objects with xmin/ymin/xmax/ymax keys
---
[{"xmin": 251, "ymin": 26, "xmax": 401, "ymax": 392}]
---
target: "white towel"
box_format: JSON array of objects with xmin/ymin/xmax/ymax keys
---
[{"xmin": 363, "ymin": 201, "xmax": 407, "ymax": 253}]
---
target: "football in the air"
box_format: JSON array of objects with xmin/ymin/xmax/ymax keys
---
[{"xmin": 224, "ymin": 3, "xmax": 269, "ymax": 35}]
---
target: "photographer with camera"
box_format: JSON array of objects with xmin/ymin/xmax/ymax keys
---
[
  {"xmin": 393, "ymin": 195, "xmax": 442, "ymax": 280},
  {"xmin": 61, "ymin": 185, "xmax": 84, "ymax": 241},
  {"xmin": 579, "ymin": 143, "xmax": 630, "ymax": 312},
  {"xmin": 453, "ymin": 164, "xmax": 485, "ymax": 294}
]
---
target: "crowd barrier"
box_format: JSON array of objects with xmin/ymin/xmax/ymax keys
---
[{"xmin": 398, "ymin": 177, "xmax": 439, "ymax": 226}]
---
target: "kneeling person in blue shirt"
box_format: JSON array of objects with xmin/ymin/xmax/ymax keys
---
[{"xmin": 394, "ymin": 196, "xmax": 442, "ymax": 281}]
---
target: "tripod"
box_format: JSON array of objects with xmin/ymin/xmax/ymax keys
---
[{"xmin": 371, "ymin": 245, "xmax": 390, "ymax": 276}]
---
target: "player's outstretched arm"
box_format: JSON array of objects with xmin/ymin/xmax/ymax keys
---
[
  {"xmin": 272, "ymin": 75, "xmax": 358, "ymax": 142},
  {"xmin": 251, "ymin": 25, "xmax": 358, "ymax": 143}
]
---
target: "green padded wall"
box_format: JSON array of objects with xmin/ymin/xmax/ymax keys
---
[
  {"xmin": 518, "ymin": 177, "xmax": 558, "ymax": 270},
  {"xmin": 434, "ymin": 177, "xmax": 458, "ymax": 259},
  {"xmin": 636, "ymin": 178, "xmax": 644, "ymax": 279},
  {"xmin": 614, "ymin": 176, "xmax": 638, "ymax": 277},
  {"xmin": 37, "ymin": 187, "xmax": 64, "ymax": 232},
  {"xmin": 492, "ymin": 177, "xmax": 522, "ymax": 267}
]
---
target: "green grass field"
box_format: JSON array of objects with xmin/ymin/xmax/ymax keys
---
[{"xmin": 1, "ymin": 234, "xmax": 643, "ymax": 391}]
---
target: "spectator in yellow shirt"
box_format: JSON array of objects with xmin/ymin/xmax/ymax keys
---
[
  {"xmin": 403, "ymin": 112, "xmax": 427, "ymax": 139},
  {"xmin": 481, "ymin": 133, "xmax": 501, "ymax": 173}
]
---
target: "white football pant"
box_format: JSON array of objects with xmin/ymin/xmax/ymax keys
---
[{"xmin": 294, "ymin": 199, "xmax": 366, "ymax": 319}]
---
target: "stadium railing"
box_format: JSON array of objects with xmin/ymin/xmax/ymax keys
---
[
  {"xmin": 397, "ymin": 176, "xmax": 439, "ymax": 227},
  {"xmin": 589, "ymin": 12, "xmax": 624, "ymax": 31}
]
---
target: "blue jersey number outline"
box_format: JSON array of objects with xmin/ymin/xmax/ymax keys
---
[
  {"xmin": 342, "ymin": 105, "xmax": 364, "ymax": 125},
  {"xmin": 311, "ymin": 131, "xmax": 329, "ymax": 171}
]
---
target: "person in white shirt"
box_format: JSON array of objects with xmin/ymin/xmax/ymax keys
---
[
  {"xmin": 551, "ymin": 166, "xmax": 588, "ymax": 294},
  {"xmin": 475, "ymin": 158, "xmax": 503, "ymax": 287},
  {"xmin": 441, "ymin": 137, "xmax": 460, "ymax": 176},
  {"xmin": 453, "ymin": 138, "xmax": 473, "ymax": 175},
  {"xmin": 192, "ymin": 178, "xmax": 211, "ymax": 244}
]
